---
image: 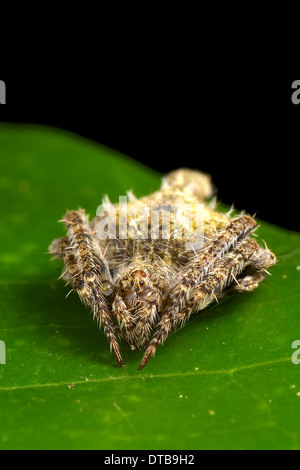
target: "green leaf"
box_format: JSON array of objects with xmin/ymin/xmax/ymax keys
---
[{"xmin": 0, "ymin": 123, "xmax": 300, "ymax": 450}]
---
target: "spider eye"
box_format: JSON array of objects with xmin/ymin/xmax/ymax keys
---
[
  {"xmin": 139, "ymin": 280, "xmax": 144, "ymax": 287},
  {"xmin": 102, "ymin": 281, "xmax": 114, "ymax": 296}
]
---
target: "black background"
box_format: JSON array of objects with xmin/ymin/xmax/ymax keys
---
[{"xmin": 0, "ymin": 74, "xmax": 299, "ymax": 231}]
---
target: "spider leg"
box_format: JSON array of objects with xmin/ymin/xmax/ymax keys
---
[
  {"xmin": 49, "ymin": 236, "xmax": 73, "ymax": 283},
  {"xmin": 49, "ymin": 236, "xmax": 69, "ymax": 260},
  {"xmin": 226, "ymin": 243, "xmax": 276, "ymax": 292},
  {"xmin": 138, "ymin": 215, "xmax": 262, "ymax": 370},
  {"xmin": 227, "ymin": 271, "xmax": 266, "ymax": 292},
  {"xmin": 131, "ymin": 295, "xmax": 161, "ymax": 350},
  {"xmin": 55, "ymin": 210, "xmax": 125, "ymax": 367},
  {"xmin": 112, "ymin": 293, "xmax": 137, "ymax": 347},
  {"xmin": 139, "ymin": 237, "xmax": 261, "ymax": 369},
  {"xmin": 112, "ymin": 289, "xmax": 165, "ymax": 352}
]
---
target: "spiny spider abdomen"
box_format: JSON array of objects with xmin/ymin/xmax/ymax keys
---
[{"xmin": 49, "ymin": 169, "xmax": 276, "ymax": 369}]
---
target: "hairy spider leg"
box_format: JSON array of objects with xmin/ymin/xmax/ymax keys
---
[
  {"xmin": 138, "ymin": 216, "xmax": 259, "ymax": 370},
  {"xmin": 49, "ymin": 169, "xmax": 277, "ymax": 369},
  {"xmin": 227, "ymin": 244, "xmax": 276, "ymax": 293},
  {"xmin": 59, "ymin": 210, "xmax": 125, "ymax": 367},
  {"xmin": 129, "ymin": 283, "xmax": 162, "ymax": 349},
  {"xmin": 112, "ymin": 293, "xmax": 137, "ymax": 346}
]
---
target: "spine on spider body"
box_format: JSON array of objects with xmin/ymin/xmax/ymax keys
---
[{"xmin": 91, "ymin": 171, "xmax": 231, "ymax": 271}]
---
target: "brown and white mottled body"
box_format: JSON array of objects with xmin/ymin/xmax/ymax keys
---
[{"xmin": 49, "ymin": 169, "xmax": 276, "ymax": 369}]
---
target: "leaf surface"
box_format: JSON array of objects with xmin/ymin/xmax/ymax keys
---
[{"xmin": 0, "ymin": 123, "xmax": 300, "ymax": 450}]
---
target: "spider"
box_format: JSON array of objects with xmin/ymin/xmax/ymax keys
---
[{"xmin": 49, "ymin": 169, "xmax": 276, "ymax": 369}]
